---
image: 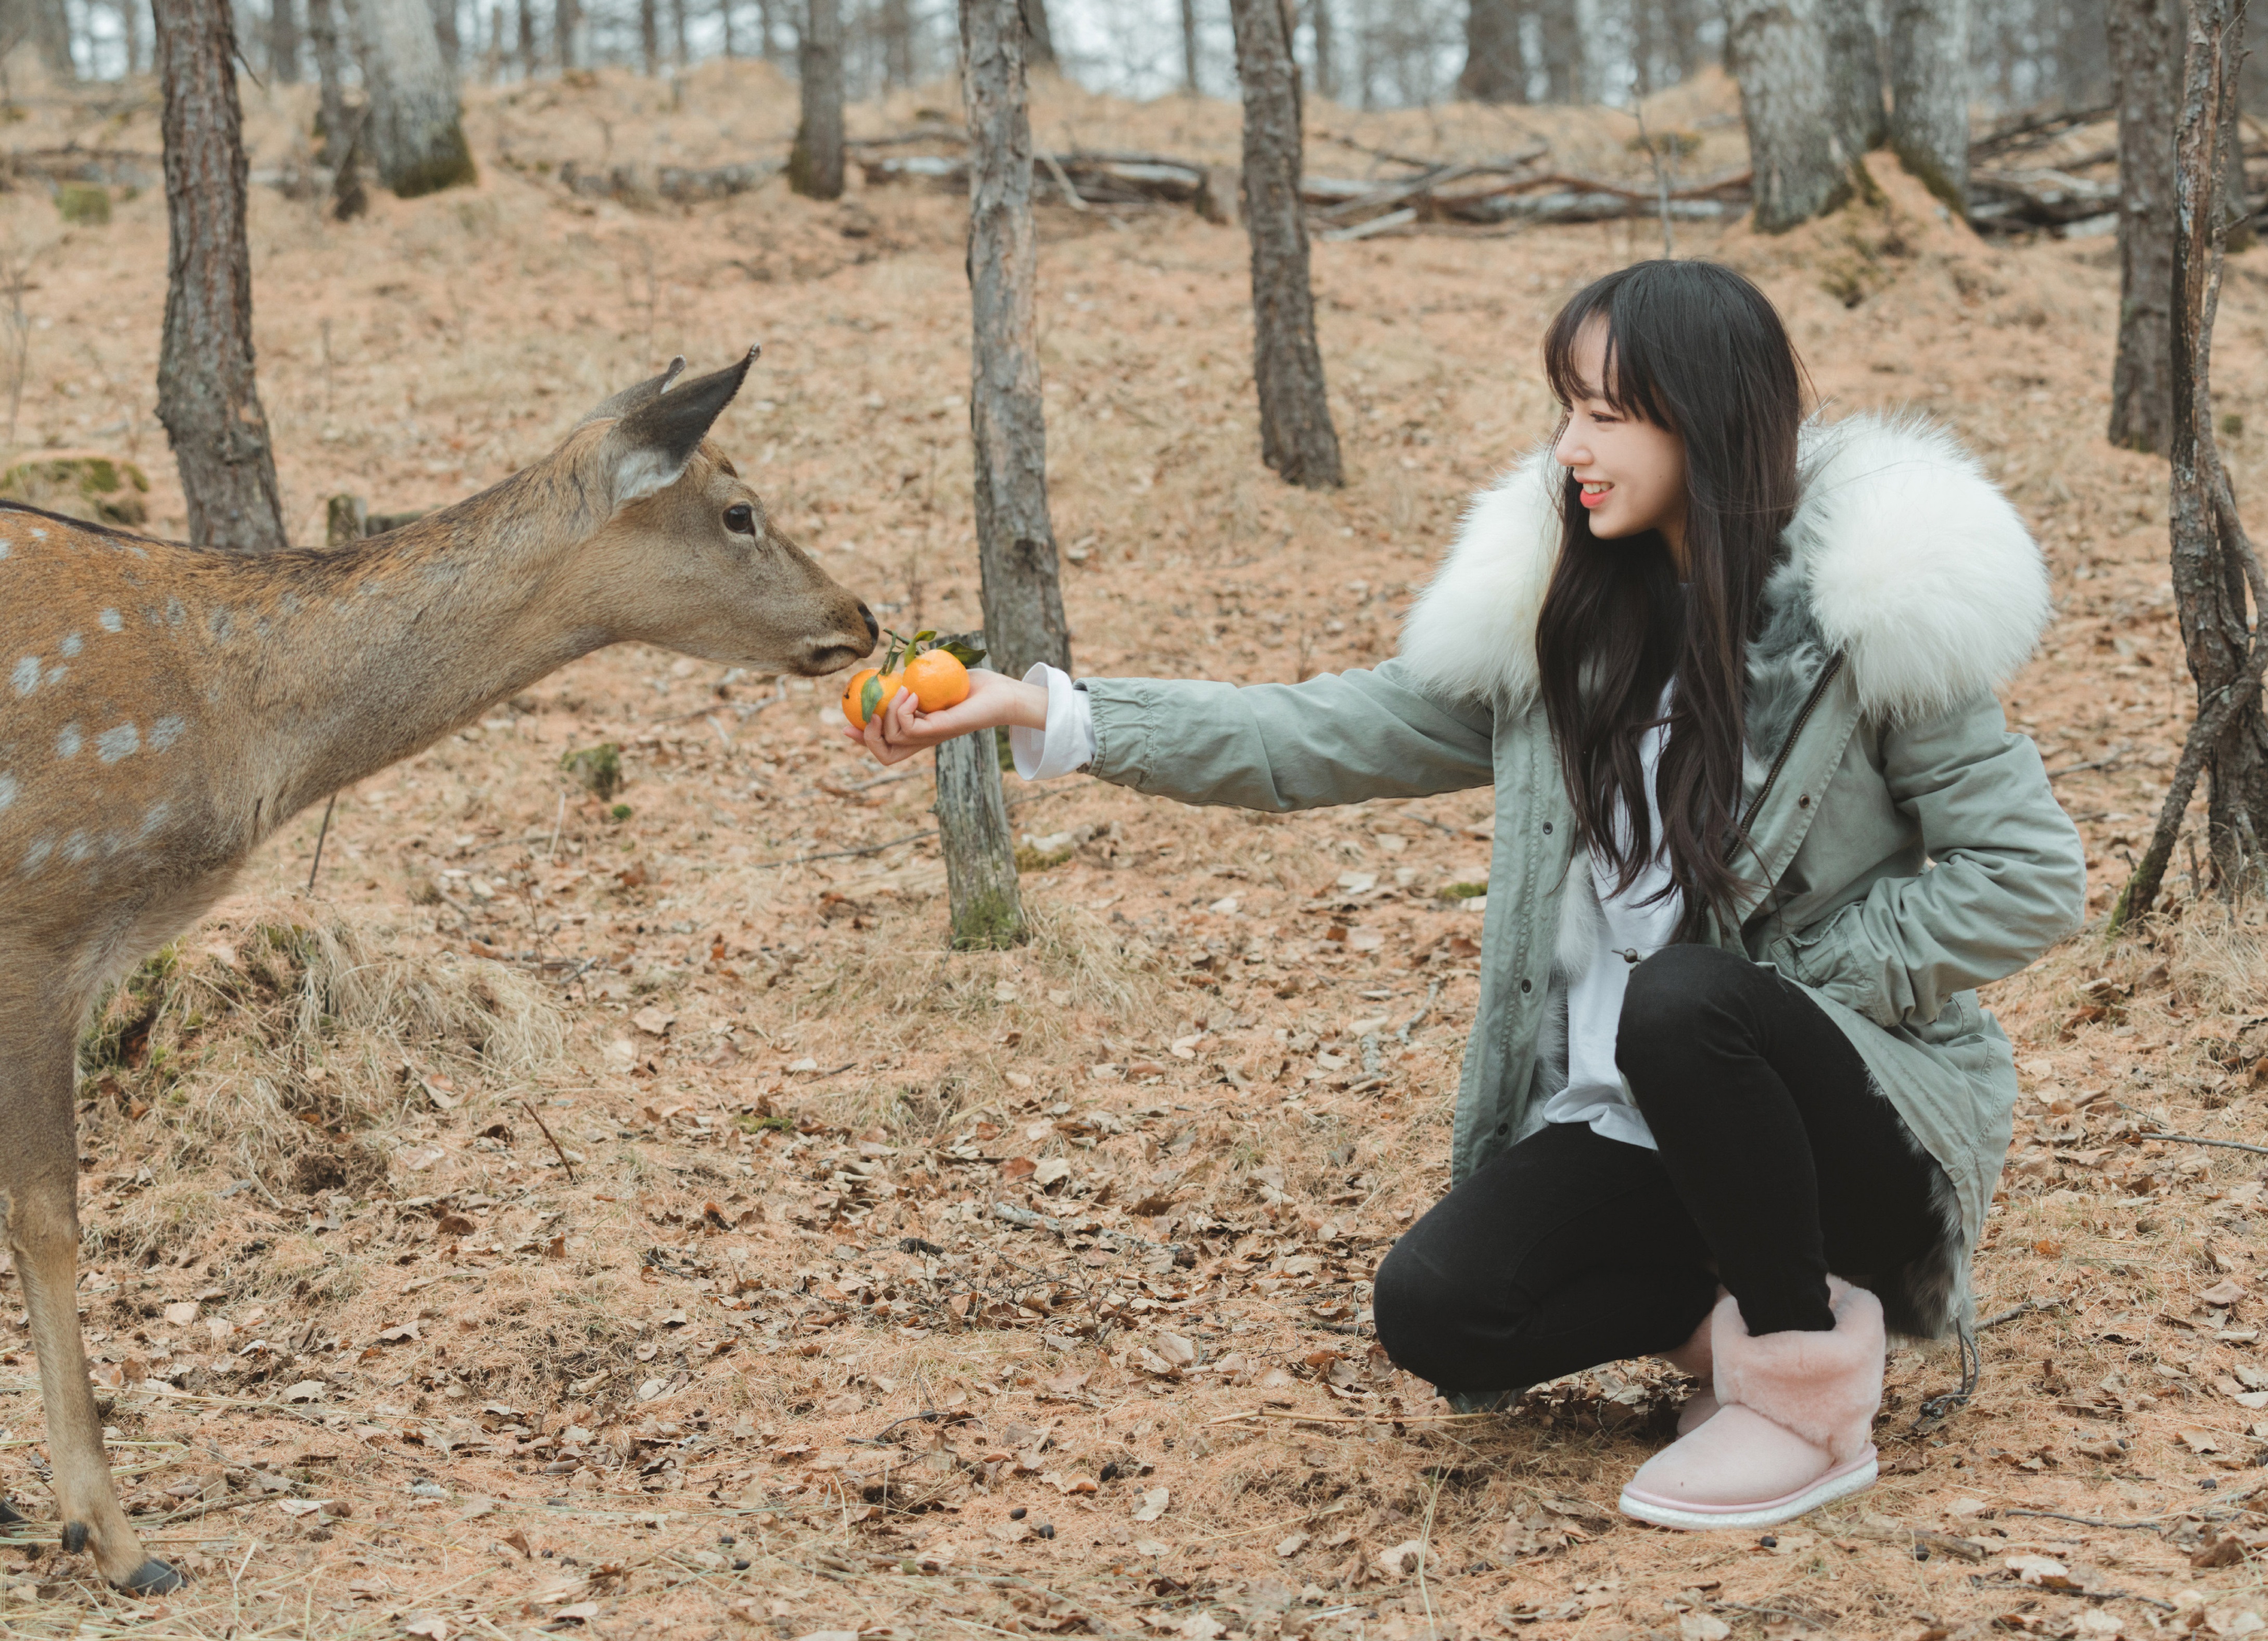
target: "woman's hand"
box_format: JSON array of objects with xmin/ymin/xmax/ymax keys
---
[{"xmin": 842, "ymin": 667, "xmax": 1049, "ymax": 766}]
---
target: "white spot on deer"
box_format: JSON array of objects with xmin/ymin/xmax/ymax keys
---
[
  {"xmin": 0, "ymin": 539, "xmax": 10, "ymax": 559},
  {"xmin": 97, "ymin": 608, "xmax": 121, "ymax": 633},
  {"xmin": 55, "ymin": 723, "xmax": 81, "ymax": 760},
  {"xmin": 138, "ymin": 801, "xmax": 170, "ymax": 837},
  {"xmin": 28, "ymin": 527, "xmax": 45, "ymax": 540},
  {"xmin": 0, "ymin": 772, "xmax": 16, "ymax": 812},
  {"xmin": 61, "ymin": 830, "xmax": 92, "ymax": 864},
  {"xmin": 19, "ymin": 837, "xmax": 51, "ymax": 876},
  {"xmin": 95, "ymin": 723, "xmax": 138, "ymax": 762},
  {"xmin": 209, "ymin": 608, "xmax": 234, "ymax": 640},
  {"xmin": 59, "ymin": 633, "xmax": 82, "ymax": 657},
  {"xmin": 149, "ymin": 715, "xmax": 186, "ymax": 751},
  {"xmin": 164, "ymin": 598, "xmax": 185, "ymax": 628},
  {"xmin": 10, "ymin": 656, "xmax": 36, "ymax": 696}
]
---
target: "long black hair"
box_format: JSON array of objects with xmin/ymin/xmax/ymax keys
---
[{"xmin": 1534, "ymin": 260, "xmax": 1806, "ymax": 940}]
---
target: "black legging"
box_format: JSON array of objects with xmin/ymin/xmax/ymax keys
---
[{"xmin": 1372, "ymin": 943, "xmax": 1944, "ymax": 1396}]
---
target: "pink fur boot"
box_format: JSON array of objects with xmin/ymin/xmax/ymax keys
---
[
  {"xmin": 1619, "ymin": 1278, "xmax": 1883, "ymax": 1531},
  {"xmin": 1659, "ymin": 1311, "xmax": 1718, "ymax": 1436}
]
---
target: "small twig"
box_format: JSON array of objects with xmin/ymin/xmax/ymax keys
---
[
  {"xmin": 545, "ymin": 791, "xmax": 566, "ymax": 861},
  {"xmin": 2001, "ymin": 1507, "xmax": 2181, "ymax": 1532},
  {"xmin": 1415, "ymin": 1466, "xmax": 1444, "ymax": 1637},
  {"xmin": 2140, "ymin": 1129, "xmax": 2268, "ymax": 1155},
  {"xmin": 1979, "ymin": 1295, "xmax": 2067, "ymax": 1330},
  {"xmin": 516, "ymin": 1096, "xmax": 577, "ymax": 1182},
  {"xmin": 304, "ymin": 793, "xmax": 338, "ymax": 894},
  {"xmin": 1040, "ymin": 149, "xmax": 1089, "ymax": 210},
  {"xmin": 1711, "ymin": 1601, "xmax": 1830, "ymax": 1631}
]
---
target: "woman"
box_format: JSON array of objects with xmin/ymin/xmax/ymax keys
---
[{"xmin": 851, "ymin": 260, "xmax": 2086, "ymax": 1530}]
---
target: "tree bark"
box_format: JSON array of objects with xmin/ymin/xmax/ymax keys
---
[
  {"xmin": 934, "ymin": 731, "xmax": 1027, "ymax": 950},
  {"xmin": 1537, "ymin": 0, "xmax": 1581, "ymax": 101},
  {"xmin": 2110, "ymin": 0, "xmax": 2180, "ymax": 455},
  {"xmin": 1180, "ymin": 0, "xmax": 1200, "ymax": 91},
  {"xmin": 121, "ymin": 0, "xmax": 144, "ymax": 73},
  {"xmin": 349, "ymin": 0, "xmax": 476, "ymax": 195},
  {"xmin": 1819, "ymin": 0, "xmax": 1884, "ymax": 154},
  {"xmin": 430, "ymin": 0, "xmax": 457, "ymax": 69},
  {"xmin": 155, "ymin": 0, "xmax": 288, "ymax": 556},
  {"xmin": 516, "ymin": 0, "xmax": 534, "ymax": 73},
  {"xmin": 1888, "ymin": 0, "xmax": 1970, "ymax": 209},
  {"xmin": 1308, "ymin": 0, "xmax": 1334, "ymax": 99},
  {"xmin": 758, "ymin": 0, "xmax": 778, "ymax": 60},
  {"xmin": 1230, "ymin": 0, "xmax": 1343, "ymax": 489},
  {"xmin": 639, "ymin": 0, "xmax": 657, "ymax": 71},
  {"xmin": 267, "ymin": 0, "xmax": 300, "ymax": 80},
  {"xmin": 1022, "ymin": 0, "xmax": 1054, "ymax": 69},
  {"xmin": 555, "ymin": 0, "xmax": 577, "ymax": 67},
  {"xmin": 2117, "ymin": 0, "xmax": 2268, "ymax": 925},
  {"xmin": 960, "ymin": 0, "xmax": 1072, "ymax": 679},
  {"xmin": 24, "ymin": 0, "xmax": 73, "ymax": 79},
  {"xmin": 788, "ymin": 0, "xmax": 845, "ymax": 198},
  {"xmin": 1634, "ymin": 0, "xmax": 1657, "ymax": 95},
  {"xmin": 1459, "ymin": 0, "xmax": 1526, "ymax": 103},
  {"xmin": 1728, "ymin": 0, "xmax": 1856, "ymax": 232},
  {"xmin": 1666, "ymin": 0, "xmax": 1701, "ymax": 81}
]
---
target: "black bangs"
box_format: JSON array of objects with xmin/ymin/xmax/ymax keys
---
[{"xmin": 1541, "ymin": 279, "xmax": 1673, "ymax": 432}]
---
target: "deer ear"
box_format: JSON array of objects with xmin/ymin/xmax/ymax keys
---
[
  {"xmin": 576, "ymin": 355, "xmax": 687, "ymax": 428},
  {"xmin": 598, "ymin": 347, "xmax": 757, "ymax": 506}
]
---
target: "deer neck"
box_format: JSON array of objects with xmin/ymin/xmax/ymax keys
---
[{"xmin": 210, "ymin": 473, "xmax": 614, "ymax": 824}]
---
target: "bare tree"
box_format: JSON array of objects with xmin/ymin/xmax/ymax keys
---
[
  {"xmin": 1537, "ymin": 0, "xmax": 1581, "ymax": 100},
  {"xmin": 1180, "ymin": 0, "xmax": 1200, "ymax": 91},
  {"xmin": 880, "ymin": 0, "xmax": 913, "ymax": 85},
  {"xmin": 1820, "ymin": 0, "xmax": 1884, "ymax": 155},
  {"xmin": 517, "ymin": 0, "xmax": 535, "ymax": 72},
  {"xmin": 349, "ymin": 0, "xmax": 477, "ymax": 195},
  {"xmin": 1665, "ymin": 0, "xmax": 1701, "ymax": 81},
  {"xmin": 1888, "ymin": 0, "xmax": 1970, "ymax": 208},
  {"xmin": 757, "ymin": 0, "xmax": 779, "ymax": 59},
  {"xmin": 556, "ymin": 0, "xmax": 578, "ymax": 66},
  {"xmin": 2115, "ymin": 0, "xmax": 2268, "ymax": 926},
  {"xmin": 121, "ymin": 0, "xmax": 143, "ymax": 73},
  {"xmin": 308, "ymin": 0, "xmax": 367, "ymax": 216},
  {"xmin": 1459, "ymin": 0, "xmax": 1526, "ymax": 102},
  {"xmin": 959, "ymin": 0, "xmax": 1071, "ymax": 680},
  {"xmin": 788, "ymin": 0, "xmax": 845, "ymax": 198},
  {"xmin": 1729, "ymin": 0, "xmax": 1856, "ymax": 231},
  {"xmin": 719, "ymin": 0, "xmax": 734, "ymax": 55},
  {"xmin": 670, "ymin": 0, "xmax": 686, "ymax": 61},
  {"xmin": 935, "ymin": 730, "xmax": 1028, "ymax": 949},
  {"xmin": 23, "ymin": 0, "xmax": 74, "ymax": 79},
  {"xmin": 1308, "ymin": 0, "xmax": 1334, "ymax": 98},
  {"xmin": 431, "ymin": 0, "xmax": 458, "ymax": 67},
  {"xmin": 640, "ymin": 0, "xmax": 658, "ymax": 70},
  {"xmin": 155, "ymin": 0, "xmax": 288, "ymax": 555},
  {"xmin": 1024, "ymin": 0, "xmax": 1055, "ymax": 69},
  {"xmin": 2110, "ymin": 0, "xmax": 2179, "ymax": 454},
  {"xmin": 1228, "ymin": 0, "xmax": 1342, "ymax": 487},
  {"xmin": 267, "ymin": 0, "xmax": 300, "ymax": 80}
]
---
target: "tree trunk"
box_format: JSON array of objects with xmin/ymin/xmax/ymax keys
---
[
  {"xmin": 2110, "ymin": 0, "xmax": 2180, "ymax": 454},
  {"xmin": 639, "ymin": 0, "xmax": 657, "ymax": 71},
  {"xmin": 121, "ymin": 0, "xmax": 143, "ymax": 73},
  {"xmin": 960, "ymin": 0, "xmax": 1072, "ymax": 680},
  {"xmin": 516, "ymin": 0, "xmax": 534, "ymax": 73},
  {"xmin": 719, "ymin": 0, "xmax": 734, "ymax": 55},
  {"xmin": 789, "ymin": 0, "xmax": 844, "ymax": 197},
  {"xmin": 1666, "ymin": 0, "xmax": 1700, "ymax": 81},
  {"xmin": 155, "ymin": 0, "xmax": 288, "ymax": 556},
  {"xmin": 308, "ymin": 0, "xmax": 367, "ymax": 215},
  {"xmin": 670, "ymin": 0, "xmax": 686, "ymax": 63},
  {"xmin": 24, "ymin": 0, "xmax": 73, "ymax": 79},
  {"xmin": 1819, "ymin": 0, "xmax": 1884, "ymax": 154},
  {"xmin": 267, "ymin": 0, "xmax": 300, "ymax": 80},
  {"xmin": 1537, "ymin": 0, "xmax": 1581, "ymax": 101},
  {"xmin": 349, "ymin": 0, "xmax": 476, "ymax": 195},
  {"xmin": 2117, "ymin": 0, "xmax": 2268, "ymax": 924},
  {"xmin": 1633, "ymin": 0, "xmax": 1657, "ymax": 95},
  {"xmin": 1728, "ymin": 0, "xmax": 1855, "ymax": 232},
  {"xmin": 555, "ymin": 0, "xmax": 577, "ymax": 67},
  {"xmin": 430, "ymin": 0, "xmax": 457, "ymax": 69},
  {"xmin": 934, "ymin": 731, "xmax": 1027, "ymax": 950},
  {"xmin": 757, "ymin": 0, "xmax": 777, "ymax": 60},
  {"xmin": 1180, "ymin": 0, "xmax": 1199, "ymax": 90},
  {"xmin": 1888, "ymin": 0, "xmax": 1970, "ymax": 209},
  {"xmin": 1308, "ymin": 0, "xmax": 1334, "ymax": 99},
  {"xmin": 1022, "ymin": 0, "xmax": 1054, "ymax": 69},
  {"xmin": 880, "ymin": 0, "xmax": 912, "ymax": 85},
  {"xmin": 1230, "ymin": 0, "xmax": 1344, "ymax": 489},
  {"xmin": 1459, "ymin": 0, "xmax": 1525, "ymax": 102}
]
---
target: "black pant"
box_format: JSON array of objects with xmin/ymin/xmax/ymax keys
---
[{"xmin": 1372, "ymin": 944, "xmax": 1943, "ymax": 1396}]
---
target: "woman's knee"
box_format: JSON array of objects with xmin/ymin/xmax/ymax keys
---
[
  {"xmin": 1616, "ymin": 944, "xmax": 1756, "ymax": 1072},
  {"xmin": 1371, "ymin": 1236, "xmax": 1484, "ymax": 1381}
]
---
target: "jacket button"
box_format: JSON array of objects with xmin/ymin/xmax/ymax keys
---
[
  {"xmin": 1520, "ymin": 978, "xmax": 1533, "ymax": 994},
  {"xmin": 1541, "ymin": 821, "xmax": 1552, "ymax": 834},
  {"xmin": 1798, "ymin": 794, "xmax": 1811, "ymax": 807},
  {"xmin": 1495, "ymin": 1123, "xmax": 1510, "ymax": 1137}
]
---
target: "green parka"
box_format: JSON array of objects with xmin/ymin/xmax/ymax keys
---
[{"xmin": 1076, "ymin": 414, "xmax": 2087, "ymax": 1338}]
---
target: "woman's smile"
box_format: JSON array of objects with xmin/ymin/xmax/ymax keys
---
[{"xmin": 1578, "ymin": 479, "xmax": 1613, "ymax": 508}]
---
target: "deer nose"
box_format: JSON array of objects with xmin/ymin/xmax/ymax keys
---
[{"xmin": 857, "ymin": 603, "xmax": 879, "ymax": 643}]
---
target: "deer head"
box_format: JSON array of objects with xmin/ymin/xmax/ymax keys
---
[{"xmin": 552, "ymin": 347, "xmax": 877, "ymax": 676}]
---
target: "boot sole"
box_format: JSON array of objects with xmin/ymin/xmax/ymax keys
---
[{"xmin": 1616, "ymin": 1449, "xmax": 1878, "ymax": 1532}]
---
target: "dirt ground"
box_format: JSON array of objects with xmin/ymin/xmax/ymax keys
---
[{"xmin": 1, "ymin": 58, "xmax": 2265, "ymax": 1641}]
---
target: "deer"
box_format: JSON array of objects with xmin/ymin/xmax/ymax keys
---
[{"xmin": 0, "ymin": 349, "xmax": 876, "ymax": 1592}]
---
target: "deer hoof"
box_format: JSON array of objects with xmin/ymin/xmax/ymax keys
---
[
  {"xmin": 61, "ymin": 1521, "xmax": 86, "ymax": 1554},
  {"xmin": 122, "ymin": 1557, "xmax": 187, "ymax": 1595}
]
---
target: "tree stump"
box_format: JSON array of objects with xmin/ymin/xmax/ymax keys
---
[{"xmin": 935, "ymin": 730, "xmax": 1026, "ymax": 950}]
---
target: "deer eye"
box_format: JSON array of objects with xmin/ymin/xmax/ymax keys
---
[{"xmin": 723, "ymin": 503, "xmax": 756, "ymax": 536}]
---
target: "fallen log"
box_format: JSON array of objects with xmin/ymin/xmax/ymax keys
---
[
  {"xmin": 4, "ymin": 145, "xmax": 160, "ymax": 188},
  {"xmin": 862, "ymin": 149, "xmax": 1215, "ymax": 210},
  {"xmin": 557, "ymin": 158, "xmax": 779, "ymax": 204}
]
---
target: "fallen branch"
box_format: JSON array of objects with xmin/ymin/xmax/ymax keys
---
[
  {"xmin": 2137, "ymin": 1129, "xmax": 2268, "ymax": 1156},
  {"xmin": 990, "ymin": 1201, "xmax": 1188, "ymax": 1263},
  {"xmin": 1845, "ymin": 1517, "xmax": 1989, "ymax": 1562},
  {"xmin": 1979, "ymin": 1295, "xmax": 2068, "ymax": 1330},
  {"xmin": 517, "ymin": 1095, "xmax": 578, "ymax": 1183}
]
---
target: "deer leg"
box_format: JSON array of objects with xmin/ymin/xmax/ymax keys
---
[{"xmin": 1, "ymin": 1028, "xmax": 182, "ymax": 1593}]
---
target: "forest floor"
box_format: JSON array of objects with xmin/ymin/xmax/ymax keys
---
[{"xmin": 0, "ymin": 57, "xmax": 2261, "ymax": 1641}]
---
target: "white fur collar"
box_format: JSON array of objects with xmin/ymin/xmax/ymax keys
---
[{"xmin": 1398, "ymin": 411, "xmax": 2050, "ymax": 723}]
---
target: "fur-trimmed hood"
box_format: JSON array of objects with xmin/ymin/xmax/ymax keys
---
[{"xmin": 1398, "ymin": 412, "xmax": 2051, "ymax": 729}]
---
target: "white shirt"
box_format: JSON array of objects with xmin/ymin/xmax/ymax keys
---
[
  {"xmin": 1008, "ymin": 663, "xmax": 1678, "ymax": 1149},
  {"xmin": 1538, "ymin": 693, "xmax": 1681, "ymax": 1150}
]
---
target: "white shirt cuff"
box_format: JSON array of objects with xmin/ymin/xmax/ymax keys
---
[{"xmin": 1010, "ymin": 663, "xmax": 1095, "ymax": 780}]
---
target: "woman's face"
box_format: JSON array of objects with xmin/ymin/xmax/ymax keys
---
[{"xmin": 1553, "ymin": 319, "xmax": 1689, "ymax": 555}]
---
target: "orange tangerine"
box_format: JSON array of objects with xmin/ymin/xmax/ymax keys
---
[
  {"xmin": 841, "ymin": 667, "xmax": 907, "ymax": 729},
  {"xmin": 902, "ymin": 650, "xmax": 971, "ymax": 712}
]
